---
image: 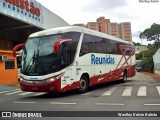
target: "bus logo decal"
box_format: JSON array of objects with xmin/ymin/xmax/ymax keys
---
[{"xmin": 91, "ymin": 54, "xmax": 115, "ymax": 64}]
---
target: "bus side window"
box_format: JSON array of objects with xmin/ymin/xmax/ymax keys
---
[
  {"xmin": 80, "ymin": 34, "xmax": 94, "ymax": 56},
  {"xmin": 60, "ymin": 42, "xmax": 71, "ymax": 67},
  {"xmin": 109, "ymin": 40, "xmax": 118, "ymax": 54},
  {"xmin": 116, "ymin": 42, "xmax": 122, "ymax": 55},
  {"xmin": 103, "ymin": 38, "xmax": 113, "ymax": 54},
  {"xmin": 94, "ymin": 36, "xmax": 105, "ymax": 53}
]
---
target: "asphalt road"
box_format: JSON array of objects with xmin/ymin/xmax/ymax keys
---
[{"xmin": 0, "ymin": 72, "xmax": 160, "ymax": 120}]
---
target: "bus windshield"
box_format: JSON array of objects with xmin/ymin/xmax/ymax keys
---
[{"xmin": 21, "ymin": 34, "xmax": 62, "ymax": 76}]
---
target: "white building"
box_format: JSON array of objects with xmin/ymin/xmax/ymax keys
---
[{"xmin": 153, "ymin": 48, "xmax": 160, "ymax": 75}]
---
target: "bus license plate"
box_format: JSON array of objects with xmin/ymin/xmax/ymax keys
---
[{"xmin": 32, "ymin": 87, "xmax": 38, "ymax": 90}]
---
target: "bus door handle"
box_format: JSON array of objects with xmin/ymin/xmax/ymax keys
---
[{"xmin": 76, "ymin": 68, "xmax": 81, "ymax": 70}]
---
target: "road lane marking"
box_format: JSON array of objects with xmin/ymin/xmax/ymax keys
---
[
  {"xmin": 14, "ymin": 101, "xmax": 36, "ymax": 104},
  {"xmin": 18, "ymin": 92, "xmax": 33, "ymax": 95},
  {"xmin": 122, "ymin": 87, "xmax": 132, "ymax": 96},
  {"xmin": 50, "ymin": 102, "xmax": 77, "ymax": 105},
  {"xmin": 0, "ymin": 89, "xmax": 20, "ymax": 94},
  {"xmin": 82, "ymin": 91, "xmax": 94, "ymax": 95},
  {"xmin": 156, "ymin": 86, "xmax": 160, "ymax": 96},
  {"xmin": 102, "ymin": 87, "xmax": 117, "ymax": 96},
  {"xmin": 4, "ymin": 90, "xmax": 22, "ymax": 95},
  {"xmin": 95, "ymin": 103, "xmax": 124, "ymax": 106},
  {"xmin": 144, "ymin": 104, "xmax": 160, "ymax": 106},
  {"xmin": 137, "ymin": 86, "xmax": 146, "ymax": 96},
  {"xmin": 34, "ymin": 92, "xmax": 47, "ymax": 96}
]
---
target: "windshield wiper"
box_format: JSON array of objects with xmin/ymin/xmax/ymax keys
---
[
  {"xmin": 34, "ymin": 48, "xmax": 40, "ymax": 72},
  {"xmin": 24, "ymin": 50, "xmax": 36, "ymax": 74}
]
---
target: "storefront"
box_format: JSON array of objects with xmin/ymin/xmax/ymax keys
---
[{"xmin": 0, "ymin": 0, "xmax": 69, "ymax": 84}]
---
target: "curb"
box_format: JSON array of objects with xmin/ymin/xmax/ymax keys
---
[{"xmin": 142, "ymin": 72, "xmax": 160, "ymax": 79}]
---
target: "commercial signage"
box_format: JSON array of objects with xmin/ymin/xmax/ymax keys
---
[{"xmin": 5, "ymin": 0, "xmax": 40, "ymax": 17}]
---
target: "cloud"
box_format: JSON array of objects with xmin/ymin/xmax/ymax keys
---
[
  {"xmin": 132, "ymin": 31, "xmax": 140, "ymax": 38},
  {"xmin": 84, "ymin": 0, "xmax": 128, "ymax": 12}
]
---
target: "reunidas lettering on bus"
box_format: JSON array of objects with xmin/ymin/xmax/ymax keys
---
[{"xmin": 91, "ymin": 54, "xmax": 115, "ymax": 64}]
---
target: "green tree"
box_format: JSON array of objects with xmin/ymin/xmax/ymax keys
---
[
  {"xmin": 133, "ymin": 42, "xmax": 141, "ymax": 46},
  {"xmin": 136, "ymin": 48, "xmax": 155, "ymax": 72},
  {"xmin": 140, "ymin": 23, "xmax": 160, "ymax": 50},
  {"xmin": 136, "ymin": 49, "xmax": 155, "ymax": 60},
  {"xmin": 147, "ymin": 43, "xmax": 153, "ymax": 49}
]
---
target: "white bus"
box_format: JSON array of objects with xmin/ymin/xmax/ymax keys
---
[{"xmin": 13, "ymin": 26, "xmax": 136, "ymax": 93}]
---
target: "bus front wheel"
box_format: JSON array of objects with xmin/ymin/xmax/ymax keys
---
[{"xmin": 77, "ymin": 76, "xmax": 89, "ymax": 93}]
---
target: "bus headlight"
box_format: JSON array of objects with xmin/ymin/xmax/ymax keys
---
[
  {"xmin": 46, "ymin": 73, "xmax": 64, "ymax": 82},
  {"xmin": 20, "ymin": 77, "xmax": 24, "ymax": 82},
  {"xmin": 46, "ymin": 78, "xmax": 57, "ymax": 83}
]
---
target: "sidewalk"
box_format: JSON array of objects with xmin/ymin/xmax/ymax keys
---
[
  {"xmin": 0, "ymin": 81, "xmax": 20, "ymax": 90},
  {"xmin": 142, "ymin": 72, "xmax": 160, "ymax": 79},
  {"xmin": 0, "ymin": 81, "xmax": 19, "ymax": 87}
]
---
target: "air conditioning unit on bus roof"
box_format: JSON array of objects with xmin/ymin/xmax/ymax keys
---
[{"xmin": 0, "ymin": 56, "xmax": 8, "ymax": 61}]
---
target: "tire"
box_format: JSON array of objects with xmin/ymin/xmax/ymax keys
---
[
  {"xmin": 121, "ymin": 71, "xmax": 127, "ymax": 83},
  {"xmin": 77, "ymin": 76, "xmax": 89, "ymax": 93}
]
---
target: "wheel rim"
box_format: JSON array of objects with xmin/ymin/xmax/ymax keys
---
[{"xmin": 80, "ymin": 79, "xmax": 86, "ymax": 90}]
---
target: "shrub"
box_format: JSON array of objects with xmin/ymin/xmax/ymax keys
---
[{"xmin": 141, "ymin": 57, "xmax": 154, "ymax": 72}]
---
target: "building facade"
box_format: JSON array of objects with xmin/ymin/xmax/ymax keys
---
[
  {"xmin": 74, "ymin": 16, "xmax": 132, "ymax": 41},
  {"xmin": 0, "ymin": 0, "xmax": 69, "ymax": 84},
  {"xmin": 107, "ymin": 22, "xmax": 119, "ymax": 38},
  {"xmin": 0, "ymin": 0, "xmax": 69, "ymax": 51},
  {"xmin": 119, "ymin": 22, "xmax": 132, "ymax": 41},
  {"xmin": 97, "ymin": 17, "xmax": 110, "ymax": 34},
  {"xmin": 86, "ymin": 22, "xmax": 99, "ymax": 31}
]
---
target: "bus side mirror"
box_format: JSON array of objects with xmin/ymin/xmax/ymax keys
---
[
  {"xmin": 53, "ymin": 38, "xmax": 72, "ymax": 55},
  {"xmin": 13, "ymin": 43, "xmax": 25, "ymax": 57}
]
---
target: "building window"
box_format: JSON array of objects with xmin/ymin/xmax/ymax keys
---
[
  {"xmin": 8, "ymin": 4, "xmax": 10, "ymax": 8},
  {"xmin": 3, "ymin": 2, "xmax": 6, "ymax": 7},
  {"xmin": 5, "ymin": 60, "xmax": 15, "ymax": 69},
  {"xmin": 12, "ymin": 6, "xmax": 15, "ymax": 10}
]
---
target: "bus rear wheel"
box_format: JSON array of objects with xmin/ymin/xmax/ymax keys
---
[{"xmin": 77, "ymin": 76, "xmax": 89, "ymax": 93}]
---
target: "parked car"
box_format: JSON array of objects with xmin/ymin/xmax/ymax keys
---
[{"xmin": 136, "ymin": 60, "xmax": 142, "ymax": 72}]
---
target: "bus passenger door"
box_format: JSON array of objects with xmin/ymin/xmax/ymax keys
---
[
  {"xmin": 60, "ymin": 42, "xmax": 73, "ymax": 88},
  {"xmin": 60, "ymin": 41, "xmax": 80, "ymax": 89}
]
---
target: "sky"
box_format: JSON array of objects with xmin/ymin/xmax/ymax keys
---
[{"xmin": 36, "ymin": 0, "xmax": 160, "ymax": 45}]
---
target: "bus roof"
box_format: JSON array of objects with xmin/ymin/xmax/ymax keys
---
[{"xmin": 29, "ymin": 26, "xmax": 133, "ymax": 45}]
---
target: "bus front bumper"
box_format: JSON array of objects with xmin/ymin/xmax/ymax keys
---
[{"xmin": 20, "ymin": 79, "xmax": 61, "ymax": 92}]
